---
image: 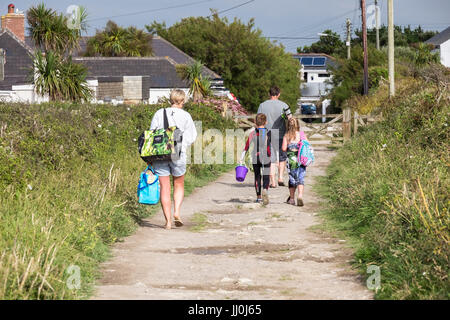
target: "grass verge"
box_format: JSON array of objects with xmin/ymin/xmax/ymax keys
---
[
  {"xmin": 0, "ymin": 101, "xmax": 236, "ymax": 299},
  {"xmin": 317, "ymin": 76, "xmax": 449, "ymax": 299}
]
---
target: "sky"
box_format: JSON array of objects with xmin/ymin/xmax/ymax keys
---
[{"xmin": 7, "ymin": 0, "xmax": 450, "ymax": 52}]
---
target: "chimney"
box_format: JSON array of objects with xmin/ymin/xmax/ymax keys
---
[{"xmin": 1, "ymin": 3, "xmax": 25, "ymax": 42}]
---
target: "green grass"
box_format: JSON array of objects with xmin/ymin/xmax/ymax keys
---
[
  {"xmin": 189, "ymin": 213, "xmax": 209, "ymax": 232},
  {"xmin": 0, "ymin": 101, "xmax": 236, "ymax": 299},
  {"xmin": 317, "ymin": 77, "xmax": 449, "ymax": 299}
]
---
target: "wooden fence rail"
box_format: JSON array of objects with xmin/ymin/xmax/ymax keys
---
[{"xmin": 232, "ymin": 108, "xmax": 380, "ymax": 147}]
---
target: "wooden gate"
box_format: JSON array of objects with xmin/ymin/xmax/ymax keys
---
[{"xmin": 233, "ymin": 110, "xmax": 379, "ymax": 148}]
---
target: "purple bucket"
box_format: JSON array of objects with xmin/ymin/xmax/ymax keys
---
[{"xmin": 235, "ymin": 165, "xmax": 248, "ymax": 182}]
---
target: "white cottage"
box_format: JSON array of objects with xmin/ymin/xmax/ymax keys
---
[{"xmin": 426, "ymin": 26, "xmax": 450, "ymax": 68}]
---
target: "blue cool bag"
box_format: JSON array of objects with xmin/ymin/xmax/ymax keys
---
[{"xmin": 137, "ymin": 165, "xmax": 160, "ymax": 205}]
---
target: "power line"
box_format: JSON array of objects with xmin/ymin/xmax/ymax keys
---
[
  {"xmin": 267, "ymin": 36, "xmax": 320, "ymax": 40},
  {"xmin": 207, "ymin": 0, "xmax": 256, "ymax": 17},
  {"xmin": 87, "ymin": 0, "xmax": 217, "ymax": 22},
  {"xmin": 274, "ymin": 8, "xmax": 358, "ymax": 38}
]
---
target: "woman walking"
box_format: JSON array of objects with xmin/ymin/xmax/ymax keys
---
[{"xmin": 150, "ymin": 90, "xmax": 197, "ymax": 229}]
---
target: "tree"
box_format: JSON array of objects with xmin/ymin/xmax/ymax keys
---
[
  {"xmin": 85, "ymin": 21, "xmax": 153, "ymax": 57},
  {"xmin": 146, "ymin": 15, "xmax": 300, "ymax": 112},
  {"xmin": 176, "ymin": 60, "xmax": 211, "ymax": 102},
  {"xmin": 27, "ymin": 3, "xmax": 87, "ymax": 55},
  {"xmin": 329, "ymin": 45, "xmax": 387, "ymax": 107},
  {"xmin": 32, "ymin": 51, "xmax": 92, "ymax": 102},
  {"xmin": 27, "ymin": 4, "xmax": 92, "ymax": 102},
  {"xmin": 353, "ymin": 25, "xmax": 437, "ymax": 48},
  {"xmin": 297, "ymin": 30, "xmax": 344, "ymax": 55}
]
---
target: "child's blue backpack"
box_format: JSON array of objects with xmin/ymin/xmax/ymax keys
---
[
  {"xmin": 137, "ymin": 165, "xmax": 160, "ymax": 205},
  {"xmin": 298, "ymin": 140, "xmax": 315, "ymax": 167}
]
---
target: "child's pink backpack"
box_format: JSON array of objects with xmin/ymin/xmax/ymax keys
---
[{"xmin": 297, "ymin": 131, "xmax": 314, "ymax": 167}]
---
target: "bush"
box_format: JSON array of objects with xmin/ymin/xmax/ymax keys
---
[
  {"xmin": 319, "ymin": 76, "xmax": 449, "ymax": 299},
  {"xmin": 147, "ymin": 15, "xmax": 301, "ymax": 112},
  {"xmin": 0, "ymin": 101, "xmax": 236, "ymax": 299}
]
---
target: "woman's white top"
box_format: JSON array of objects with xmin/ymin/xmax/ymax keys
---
[{"xmin": 150, "ymin": 107, "xmax": 198, "ymax": 158}]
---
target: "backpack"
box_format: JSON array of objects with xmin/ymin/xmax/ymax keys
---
[
  {"xmin": 138, "ymin": 108, "xmax": 183, "ymax": 163},
  {"xmin": 137, "ymin": 165, "xmax": 160, "ymax": 205},
  {"xmin": 298, "ymin": 140, "xmax": 315, "ymax": 167}
]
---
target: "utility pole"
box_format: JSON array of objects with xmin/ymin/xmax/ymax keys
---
[
  {"xmin": 346, "ymin": 18, "xmax": 352, "ymax": 60},
  {"xmin": 375, "ymin": 0, "xmax": 380, "ymax": 50},
  {"xmin": 388, "ymin": 0, "xmax": 395, "ymax": 96},
  {"xmin": 361, "ymin": 0, "xmax": 369, "ymax": 95}
]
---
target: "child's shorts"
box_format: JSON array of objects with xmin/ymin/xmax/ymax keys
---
[{"xmin": 288, "ymin": 165, "xmax": 306, "ymax": 187}]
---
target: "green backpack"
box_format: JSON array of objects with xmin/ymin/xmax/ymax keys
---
[{"xmin": 138, "ymin": 109, "xmax": 183, "ymax": 163}]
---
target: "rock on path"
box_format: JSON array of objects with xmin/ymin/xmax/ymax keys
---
[{"xmin": 92, "ymin": 149, "xmax": 373, "ymax": 300}]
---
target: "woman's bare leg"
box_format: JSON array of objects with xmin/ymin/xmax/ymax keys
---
[
  {"xmin": 173, "ymin": 175, "xmax": 185, "ymax": 220},
  {"xmin": 159, "ymin": 176, "xmax": 172, "ymax": 229}
]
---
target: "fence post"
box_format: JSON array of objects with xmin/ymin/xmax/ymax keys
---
[
  {"xmin": 353, "ymin": 111, "xmax": 358, "ymax": 136},
  {"xmin": 343, "ymin": 107, "xmax": 351, "ymax": 141}
]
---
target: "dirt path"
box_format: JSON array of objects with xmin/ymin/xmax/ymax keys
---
[{"xmin": 92, "ymin": 149, "xmax": 372, "ymax": 300}]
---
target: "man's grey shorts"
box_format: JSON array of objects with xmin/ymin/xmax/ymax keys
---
[
  {"xmin": 271, "ymin": 139, "xmax": 287, "ymax": 163},
  {"xmin": 152, "ymin": 158, "xmax": 186, "ymax": 177}
]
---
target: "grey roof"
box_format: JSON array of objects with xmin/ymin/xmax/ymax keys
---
[
  {"xmin": 73, "ymin": 57, "xmax": 189, "ymax": 88},
  {"xmin": 425, "ymin": 26, "xmax": 450, "ymax": 46},
  {"xmin": 25, "ymin": 35, "xmax": 221, "ymax": 80},
  {"xmin": 0, "ymin": 29, "xmax": 34, "ymax": 90}
]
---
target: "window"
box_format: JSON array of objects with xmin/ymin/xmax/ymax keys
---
[
  {"xmin": 318, "ymin": 73, "xmax": 330, "ymax": 78},
  {"xmin": 303, "ymin": 72, "xmax": 308, "ymax": 82}
]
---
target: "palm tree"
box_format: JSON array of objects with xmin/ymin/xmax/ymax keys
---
[
  {"xmin": 27, "ymin": 3, "xmax": 88, "ymax": 55},
  {"xmin": 177, "ymin": 60, "xmax": 211, "ymax": 102},
  {"xmin": 85, "ymin": 21, "xmax": 153, "ymax": 57},
  {"xmin": 27, "ymin": 4, "xmax": 92, "ymax": 102},
  {"xmin": 32, "ymin": 51, "xmax": 92, "ymax": 102}
]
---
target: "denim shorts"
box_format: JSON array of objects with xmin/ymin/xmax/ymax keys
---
[
  {"xmin": 288, "ymin": 165, "xmax": 306, "ymax": 187},
  {"xmin": 151, "ymin": 156, "xmax": 186, "ymax": 177}
]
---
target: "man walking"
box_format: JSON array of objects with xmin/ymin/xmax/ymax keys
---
[{"xmin": 257, "ymin": 86, "xmax": 292, "ymax": 187}]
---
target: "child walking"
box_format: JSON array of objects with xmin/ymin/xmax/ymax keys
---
[
  {"xmin": 282, "ymin": 118, "xmax": 308, "ymax": 206},
  {"xmin": 241, "ymin": 113, "xmax": 272, "ymax": 205}
]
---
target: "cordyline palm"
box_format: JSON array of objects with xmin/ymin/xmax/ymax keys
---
[
  {"xmin": 27, "ymin": 4, "xmax": 91, "ymax": 102},
  {"xmin": 177, "ymin": 60, "xmax": 211, "ymax": 102},
  {"xmin": 27, "ymin": 3, "xmax": 88, "ymax": 55},
  {"xmin": 32, "ymin": 51, "xmax": 92, "ymax": 102},
  {"xmin": 85, "ymin": 21, "xmax": 152, "ymax": 57}
]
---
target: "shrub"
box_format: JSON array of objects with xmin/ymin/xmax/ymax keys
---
[
  {"xmin": 319, "ymin": 75, "xmax": 449, "ymax": 299},
  {"xmin": 0, "ymin": 101, "xmax": 236, "ymax": 299}
]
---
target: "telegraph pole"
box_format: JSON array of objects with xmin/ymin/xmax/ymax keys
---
[
  {"xmin": 346, "ymin": 18, "xmax": 352, "ymax": 60},
  {"xmin": 361, "ymin": 0, "xmax": 369, "ymax": 95},
  {"xmin": 388, "ymin": 0, "xmax": 395, "ymax": 96},
  {"xmin": 375, "ymin": 0, "xmax": 380, "ymax": 50}
]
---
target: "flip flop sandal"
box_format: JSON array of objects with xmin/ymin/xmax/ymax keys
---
[{"xmin": 174, "ymin": 217, "xmax": 184, "ymax": 227}]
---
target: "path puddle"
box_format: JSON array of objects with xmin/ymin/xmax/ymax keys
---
[{"xmin": 158, "ymin": 244, "xmax": 303, "ymax": 255}]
